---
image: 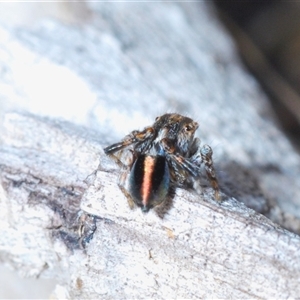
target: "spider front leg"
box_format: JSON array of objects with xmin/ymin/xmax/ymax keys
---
[
  {"xmin": 199, "ymin": 144, "xmax": 220, "ymax": 200},
  {"xmin": 161, "ymin": 138, "xmax": 200, "ymax": 185},
  {"xmin": 162, "ymin": 138, "xmax": 220, "ymax": 201},
  {"xmin": 104, "ymin": 126, "xmax": 155, "ymax": 167}
]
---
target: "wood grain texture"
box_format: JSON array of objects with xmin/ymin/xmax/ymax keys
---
[
  {"xmin": 1, "ymin": 2, "xmax": 300, "ymax": 299},
  {"xmin": 1, "ymin": 112, "xmax": 300, "ymax": 299}
]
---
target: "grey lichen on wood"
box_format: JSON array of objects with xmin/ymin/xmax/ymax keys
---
[{"xmin": 1, "ymin": 1, "xmax": 300, "ymax": 299}]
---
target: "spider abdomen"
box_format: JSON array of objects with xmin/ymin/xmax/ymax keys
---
[{"xmin": 128, "ymin": 155, "xmax": 170, "ymax": 212}]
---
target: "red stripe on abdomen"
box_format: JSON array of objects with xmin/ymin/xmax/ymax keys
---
[{"xmin": 141, "ymin": 156, "xmax": 155, "ymax": 207}]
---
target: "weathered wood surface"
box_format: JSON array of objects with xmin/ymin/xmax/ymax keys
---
[
  {"xmin": 1, "ymin": 2, "xmax": 300, "ymax": 299},
  {"xmin": 1, "ymin": 112, "xmax": 300, "ymax": 299}
]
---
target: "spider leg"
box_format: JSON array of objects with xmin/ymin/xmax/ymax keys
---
[
  {"xmin": 118, "ymin": 171, "xmax": 135, "ymax": 210},
  {"xmin": 161, "ymin": 138, "xmax": 201, "ymax": 182},
  {"xmin": 200, "ymin": 144, "xmax": 220, "ymax": 200},
  {"xmin": 104, "ymin": 127, "xmax": 155, "ymax": 167},
  {"xmin": 162, "ymin": 138, "xmax": 220, "ymax": 200},
  {"xmin": 104, "ymin": 127, "xmax": 154, "ymax": 154},
  {"xmin": 171, "ymin": 154, "xmax": 200, "ymax": 177}
]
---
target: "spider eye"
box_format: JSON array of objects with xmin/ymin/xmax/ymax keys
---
[{"xmin": 184, "ymin": 125, "xmax": 193, "ymax": 132}]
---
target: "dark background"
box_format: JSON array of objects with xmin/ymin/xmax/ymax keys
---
[{"xmin": 214, "ymin": 0, "xmax": 300, "ymax": 150}]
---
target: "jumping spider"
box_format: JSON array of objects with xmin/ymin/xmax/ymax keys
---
[{"xmin": 104, "ymin": 113, "xmax": 220, "ymax": 212}]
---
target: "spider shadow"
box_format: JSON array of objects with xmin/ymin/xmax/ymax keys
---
[
  {"xmin": 216, "ymin": 160, "xmax": 280, "ymax": 216},
  {"xmin": 153, "ymin": 159, "xmax": 278, "ymax": 219}
]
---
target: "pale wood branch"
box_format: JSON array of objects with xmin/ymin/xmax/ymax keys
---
[
  {"xmin": 1, "ymin": 2, "xmax": 300, "ymax": 299},
  {"xmin": 1, "ymin": 112, "xmax": 300, "ymax": 299}
]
